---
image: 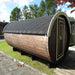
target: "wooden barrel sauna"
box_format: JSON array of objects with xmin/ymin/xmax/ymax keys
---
[
  {"xmin": 69, "ymin": 19, "xmax": 75, "ymax": 45},
  {"xmin": 3, "ymin": 12, "xmax": 71, "ymax": 63}
]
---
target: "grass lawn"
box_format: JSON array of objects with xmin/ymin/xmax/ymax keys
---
[{"xmin": 0, "ymin": 41, "xmax": 55, "ymax": 75}]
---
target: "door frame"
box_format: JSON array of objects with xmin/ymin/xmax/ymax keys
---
[{"xmin": 56, "ymin": 17, "xmax": 65, "ymax": 61}]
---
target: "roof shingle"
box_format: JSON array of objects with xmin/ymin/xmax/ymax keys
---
[{"xmin": 3, "ymin": 15, "xmax": 54, "ymax": 35}]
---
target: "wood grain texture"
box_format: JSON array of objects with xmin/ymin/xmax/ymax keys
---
[
  {"xmin": 4, "ymin": 33, "xmax": 52, "ymax": 62},
  {"xmin": 48, "ymin": 19, "xmax": 57, "ymax": 62}
]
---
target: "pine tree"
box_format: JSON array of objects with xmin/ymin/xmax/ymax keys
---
[
  {"xmin": 10, "ymin": 7, "xmax": 21, "ymax": 21},
  {"xmin": 23, "ymin": 5, "xmax": 32, "ymax": 19},
  {"xmin": 29, "ymin": 4, "xmax": 38, "ymax": 18},
  {"xmin": 38, "ymin": 0, "xmax": 57, "ymax": 16},
  {"xmin": 38, "ymin": 0, "xmax": 45, "ymax": 17},
  {"xmin": 45, "ymin": 0, "xmax": 57, "ymax": 15}
]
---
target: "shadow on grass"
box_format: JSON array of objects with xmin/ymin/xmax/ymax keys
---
[
  {"xmin": 13, "ymin": 48, "xmax": 52, "ymax": 67},
  {"xmin": 23, "ymin": 50, "xmax": 75, "ymax": 70},
  {"xmin": 13, "ymin": 47, "xmax": 75, "ymax": 69}
]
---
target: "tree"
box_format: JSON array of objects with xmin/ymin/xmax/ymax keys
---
[
  {"xmin": 45, "ymin": 0, "xmax": 57, "ymax": 15},
  {"xmin": 38, "ymin": 0, "xmax": 57, "ymax": 16},
  {"xmin": 23, "ymin": 5, "xmax": 32, "ymax": 19},
  {"xmin": 29, "ymin": 4, "xmax": 38, "ymax": 18},
  {"xmin": 23, "ymin": 5, "xmax": 28, "ymax": 19},
  {"xmin": 69, "ymin": 17, "xmax": 75, "ymax": 20},
  {"xmin": 55, "ymin": 0, "xmax": 75, "ymax": 13},
  {"xmin": 10, "ymin": 7, "xmax": 21, "ymax": 21},
  {"xmin": 38, "ymin": 0, "xmax": 45, "ymax": 17}
]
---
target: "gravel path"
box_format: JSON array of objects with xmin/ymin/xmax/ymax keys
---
[{"xmin": 0, "ymin": 51, "xmax": 47, "ymax": 75}]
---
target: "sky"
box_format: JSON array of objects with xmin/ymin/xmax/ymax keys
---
[{"xmin": 0, "ymin": 0, "xmax": 75, "ymax": 22}]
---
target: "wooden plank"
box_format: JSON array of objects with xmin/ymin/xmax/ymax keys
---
[{"xmin": 4, "ymin": 33, "xmax": 51, "ymax": 61}]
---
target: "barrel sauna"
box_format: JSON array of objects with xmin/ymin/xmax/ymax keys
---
[
  {"xmin": 3, "ymin": 12, "xmax": 71, "ymax": 63},
  {"xmin": 69, "ymin": 19, "xmax": 75, "ymax": 45}
]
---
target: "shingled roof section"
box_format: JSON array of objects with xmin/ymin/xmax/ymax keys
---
[
  {"xmin": 3, "ymin": 15, "xmax": 54, "ymax": 35},
  {"xmin": 69, "ymin": 19, "xmax": 75, "ymax": 23}
]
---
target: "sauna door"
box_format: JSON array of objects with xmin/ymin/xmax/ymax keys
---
[{"xmin": 56, "ymin": 17, "xmax": 65, "ymax": 61}]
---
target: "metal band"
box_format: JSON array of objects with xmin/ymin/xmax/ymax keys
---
[{"xmin": 44, "ymin": 35, "xmax": 49, "ymax": 60}]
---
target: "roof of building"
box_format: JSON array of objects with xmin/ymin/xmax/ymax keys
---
[
  {"xmin": 3, "ymin": 15, "xmax": 53, "ymax": 35},
  {"xmin": 3, "ymin": 12, "xmax": 71, "ymax": 35},
  {"xmin": 69, "ymin": 19, "xmax": 75, "ymax": 23}
]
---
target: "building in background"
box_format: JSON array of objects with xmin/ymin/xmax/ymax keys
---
[
  {"xmin": 0, "ymin": 20, "xmax": 8, "ymax": 35},
  {"xmin": 69, "ymin": 19, "xmax": 75, "ymax": 45}
]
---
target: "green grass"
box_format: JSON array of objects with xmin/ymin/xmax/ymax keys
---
[{"xmin": 0, "ymin": 41, "xmax": 55, "ymax": 75}]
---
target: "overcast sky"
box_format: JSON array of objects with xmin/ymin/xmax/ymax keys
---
[{"xmin": 0, "ymin": 0, "xmax": 75, "ymax": 22}]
